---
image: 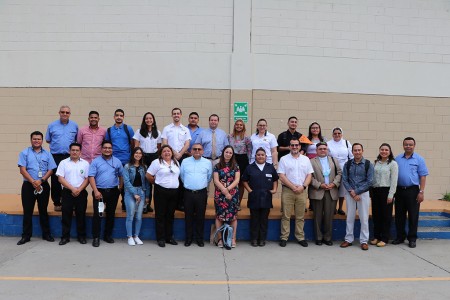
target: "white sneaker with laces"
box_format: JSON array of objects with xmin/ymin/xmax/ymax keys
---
[
  {"xmin": 134, "ymin": 236, "xmax": 143, "ymax": 245},
  {"xmin": 127, "ymin": 237, "xmax": 136, "ymax": 246}
]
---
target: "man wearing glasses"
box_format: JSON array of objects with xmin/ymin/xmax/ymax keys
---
[
  {"xmin": 88, "ymin": 141, "xmax": 124, "ymax": 247},
  {"xmin": 45, "ymin": 105, "xmax": 78, "ymax": 212},
  {"xmin": 308, "ymin": 142, "xmax": 342, "ymax": 246},
  {"xmin": 195, "ymin": 114, "xmax": 229, "ymax": 166},
  {"xmin": 180, "ymin": 144, "xmax": 212, "ymax": 247},
  {"xmin": 277, "ymin": 137, "xmax": 313, "ymax": 247}
]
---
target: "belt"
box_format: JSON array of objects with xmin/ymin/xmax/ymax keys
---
[
  {"xmin": 185, "ymin": 188, "xmax": 207, "ymax": 194},
  {"xmin": 397, "ymin": 185, "xmax": 419, "ymax": 190},
  {"xmin": 97, "ymin": 187, "xmax": 118, "ymax": 192},
  {"xmin": 203, "ymin": 157, "xmax": 212, "ymax": 159}
]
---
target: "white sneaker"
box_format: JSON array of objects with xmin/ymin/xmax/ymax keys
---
[
  {"xmin": 134, "ymin": 236, "xmax": 143, "ymax": 245},
  {"xmin": 127, "ymin": 237, "xmax": 136, "ymax": 246}
]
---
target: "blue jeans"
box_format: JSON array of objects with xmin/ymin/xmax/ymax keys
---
[{"xmin": 125, "ymin": 187, "xmax": 145, "ymax": 237}]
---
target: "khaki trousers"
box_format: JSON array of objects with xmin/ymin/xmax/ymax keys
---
[{"xmin": 280, "ymin": 186, "xmax": 307, "ymax": 241}]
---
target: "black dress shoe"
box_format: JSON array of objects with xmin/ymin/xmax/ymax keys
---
[
  {"xmin": 148, "ymin": 206, "xmax": 154, "ymax": 212},
  {"xmin": 315, "ymin": 240, "xmax": 323, "ymax": 246},
  {"xmin": 409, "ymin": 241, "xmax": 416, "ymax": 248},
  {"xmin": 103, "ymin": 237, "xmax": 115, "ymax": 244},
  {"xmin": 323, "ymin": 240, "xmax": 333, "ymax": 246},
  {"xmin": 43, "ymin": 235, "xmax": 55, "ymax": 242},
  {"xmin": 122, "ymin": 204, "xmax": 126, "ymax": 212},
  {"xmin": 251, "ymin": 240, "xmax": 258, "ymax": 247},
  {"xmin": 143, "ymin": 206, "xmax": 148, "ymax": 214},
  {"xmin": 258, "ymin": 240, "xmax": 266, "ymax": 247},
  {"xmin": 337, "ymin": 209, "xmax": 346, "ymax": 216},
  {"xmin": 17, "ymin": 237, "xmax": 30, "ymax": 245},
  {"xmin": 298, "ymin": 240, "xmax": 308, "ymax": 247},
  {"xmin": 166, "ymin": 239, "xmax": 178, "ymax": 245},
  {"xmin": 78, "ymin": 237, "xmax": 87, "ymax": 244},
  {"xmin": 392, "ymin": 239, "xmax": 404, "ymax": 245},
  {"xmin": 184, "ymin": 240, "xmax": 192, "ymax": 247},
  {"xmin": 196, "ymin": 240, "xmax": 204, "ymax": 247},
  {"xmin": 176, "ymin": 205, "xmax": 184, "ymax": 212},
  {"xmin": 92, "ymin": 238, "xmax": 100, "ymax": 247},
  {"xmin": 279, "ymin": 240, "xmax": 287, "ymax": 247},
  {"xmin": 59, "ymin": 238, "xmax": 70, "ymax": 246},
  {"xmin": 157, "ymin": 240, "xmax": 166, "ymax": 247}
]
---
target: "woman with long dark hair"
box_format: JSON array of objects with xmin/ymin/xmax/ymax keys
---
[
  {"xmin": 370, "ymin": 143, "xmax": 398, "ymax": 247},
  {"xmin": 306, "ymin": 122, "xmax": 327, "ymax": 159},
  {"xmin": 213, "ymin": 145, "xmax": 240, "ymax": 248},
  {"xmin": 146, "ymin": 145, "xmax": 180, "ymax": 247},
  {"xmin": 123, "ymin": 147, "xmax": 150, "ymax": 246},
  {"xmin": 133, "ymin": 112, "xmax": 161, "ymax": 213}
]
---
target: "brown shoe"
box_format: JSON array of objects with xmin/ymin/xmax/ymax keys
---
[
  {"xmin": 340, "ymin": 241, "xmax": 352, "ymax": 248},
  {"xmin": 361, "ymin": 243, "xmax": 369, "ymax": 251}
]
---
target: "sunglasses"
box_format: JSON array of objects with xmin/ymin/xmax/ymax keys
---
[
  {"xmin": 192, "ymin": 148, "xmax": 202, "ymax": 151},
  {"xmin": 290, "ymin": 144, "xmax": 300, "ymax": 147},
  {"xmin": 60, "ymin": 111, "xmax": 71, "ymax": 114}
]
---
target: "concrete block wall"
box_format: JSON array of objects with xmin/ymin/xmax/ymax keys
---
[{"xmin": 252, "ymin": 0, "xmax": 450, "ymax": 63}]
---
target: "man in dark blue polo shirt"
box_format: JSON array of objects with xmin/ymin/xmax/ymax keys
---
[{"xmin": 392, "ymin": 137, "xmax": 428, "ymax": 248}]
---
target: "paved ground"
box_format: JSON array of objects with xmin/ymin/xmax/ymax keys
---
[{"xmin": 0, "ymin": 237, "xmax": 450, "ymax": 300}]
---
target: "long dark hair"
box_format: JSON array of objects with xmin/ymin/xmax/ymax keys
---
[
  {"xmin": 216, "ymin": 145, "xmax": 237, "ymax": 171},
  {"xmin": 158, "ymin": 144, "xmax": 179, "ymax": 167},
  {"xmin": 129, "ymin": 147, "xmax": 146, "ymax": 168},
  {"xmin": 139, "ymin": 112, "xmax": 159, "ymax": 139},
  {"xmin": 376, "ymin": 143, "xmax": 394, "ymax": 164},
  {"xmin": 308, "ymin": 122, "xmax": 324, "ymax": 142}
]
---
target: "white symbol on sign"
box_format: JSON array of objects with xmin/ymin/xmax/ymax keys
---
[{"xmin": 236, "ymin": 106, "xmax": 246, "ymax": 113}]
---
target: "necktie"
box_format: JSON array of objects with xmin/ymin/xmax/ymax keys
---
[{"xmin": 211, "ymin": 130, "xmax": 217, "ymax": 159}]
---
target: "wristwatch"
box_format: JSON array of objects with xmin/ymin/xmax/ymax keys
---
[{"xmin": 419, "ymin": 190, "xmax": 424, "ymax": 193}]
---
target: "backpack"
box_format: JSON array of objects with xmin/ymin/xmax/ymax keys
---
[
  {"xmin": 107, "ymin": 124, "xmax": 132, "ymax": 151},
  {"xmin": 213, "ymin": 223, "xmax": 233, "ymax": 250},
  {"xmin": 346, "ymin": 159, "xmax": 370, "ymax": 176}
]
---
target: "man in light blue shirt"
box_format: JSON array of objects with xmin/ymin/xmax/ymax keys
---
[
  {"xmin": 17, "ymin": 131, "xmax": 57, "ymax": 245},
  {"xmin": 88, "ymin": 140, "xmax": 124, "ymax": 247},
  {"xmin": 187, "ymin": 112, "xmax": 202, "ymax": 154},
  {"xmin": 45, "ymin": 105, "xmax": 78, "ymax": 211},
  {"xmin": 180, "ymin": 143, "xmax": 213, "ymax": 247},
  {"xmin": 393, "ymin": 137, "xmax": 428, "ymax": 248},
  {"xmin": 195, "ymin": 114, "xmax": 229, "ymax": 163}
]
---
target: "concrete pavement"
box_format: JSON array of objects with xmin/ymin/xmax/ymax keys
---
[{"xmin": 0, "ymin": 237, "xmax": 450, "ymax": 299}]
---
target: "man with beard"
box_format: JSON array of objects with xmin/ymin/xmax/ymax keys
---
[
  {"xmin": 77, "ymin": 111, "xmax": 106, "ymax": 163},
  {"xmin": 88, "ymin": 140, "xmax": 124, "ymax": 247}
]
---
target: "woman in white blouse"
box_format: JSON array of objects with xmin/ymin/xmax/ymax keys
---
[
  {"xmin": 250, "ymin": 119, "xmax": 278, "ymax": 168},
  {"xmin": 370, "ymin": 143, "xmax": 398, "ymax": 247},
  {"xmin": 327, "ymin": 127, "xmax": 353, "ymax": 215},
  {"xmin": 134, "ymin": 112, "xmax": 161, "ymax": 213},
  {"xmin": 146, "ymin": 145, "xmax": 180, "ymax": 248}
]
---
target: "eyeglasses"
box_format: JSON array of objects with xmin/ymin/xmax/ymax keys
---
[
  {"xmin": 102, "ymin": 147, "xmax": 112, "ymax": 150},
  {"xmin": 168, "ymin": 165, "xmax": 174, "ymax": 173},
  {"xmin": 317, "ymin": 148, "xmax": 327, "ymax": 151},
  {"xmin": 290, "ymin": 144, "xmax": 300, "ymax": 147},
  {"xmin": 192, "ymin": 148, "xmax": 202, "ymax": 151},
  {"xmin": 60, "ymin": 111, "xmax": 71, "ymax": 114}
]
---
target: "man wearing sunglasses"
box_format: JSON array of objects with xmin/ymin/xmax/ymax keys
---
[
  {"xmin": 180, "ymin": 144, "xmax": 212, "ymax": 247},
  {"xmin": 45, "ymin": 105, "xmax": 78, "ymax": 212},
  {"xmin": 278, "ymin": 137, "xmax": 313, "ymax": 247}
]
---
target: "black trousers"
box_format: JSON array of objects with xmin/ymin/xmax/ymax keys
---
[
  {"xmin": 61, "ymin": 188, "xmax": 88, "ymax": 239},
  {"xmin": 154, "ymin": 184, "xmax": 178, "ymax": 241},
  {"xmin": 21, "ymin": 181, "xmax": 51, "ymax": 238},
  {"xmin": 372, "ymin": 187, "xmax": 393, "ymax": 243},
  {"xmin": 394, "ymin": 186, "xmax": 420, "ymax": 242},
  {"xmin": 250, "ymin": 208, "xmax": 270, "ymax": 241},
  {"xmin": 50, "ymin": 153, "xmax": 70, "ymax": 206},
  {"xmin": 184, "ymin": 188, "xmax": 207, "ymax": 241},
  {"xmin": 92, "ymin": 187, "xmax": 120, "ymax": 239},
  {"xmin": 143, "ymin": 152, "xmax": 158, "ymax": 206}
]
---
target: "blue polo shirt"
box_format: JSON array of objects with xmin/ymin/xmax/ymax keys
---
[
  {"xmin": 188, "ymin": 126, "xmax": 202, "ymax": 152},
  {"xmin": 45, "ymin": 120, "xmax": 78, "ymax": 154},
  {"xmin": 105, "ymin": 124, "xmax": 134, "ymax": 165},
  {"xmin": 395, "ymin": 152, "xmax": 428, "ymax": 187},
  {"xmin": 88, "ymin": 155, "xmax": 124, "ymax": 188},
  {"xmin": 180, "ymin": 157, "xmax": 212, "ymax": 190},
  {"xmin": 195, "ymin": 128, "xmax": 229, "ymax": 158},
  {"xmin": 18, "ymin": 147, "xmax": 57, "ymax": 181}
]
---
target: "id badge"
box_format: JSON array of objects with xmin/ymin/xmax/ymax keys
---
[{"xmin": 38, "ymin": 171, "xmax": 43, "ymax": 178}]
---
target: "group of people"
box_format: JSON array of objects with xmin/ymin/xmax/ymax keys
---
[{"xmin": 17, "ymin": 105, "xmax": 428, "ymax": 250}]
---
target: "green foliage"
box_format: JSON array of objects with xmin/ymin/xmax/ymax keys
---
[{"xmin": 442, "ymin": 192, "xmax": 450, "ymax": 201}]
